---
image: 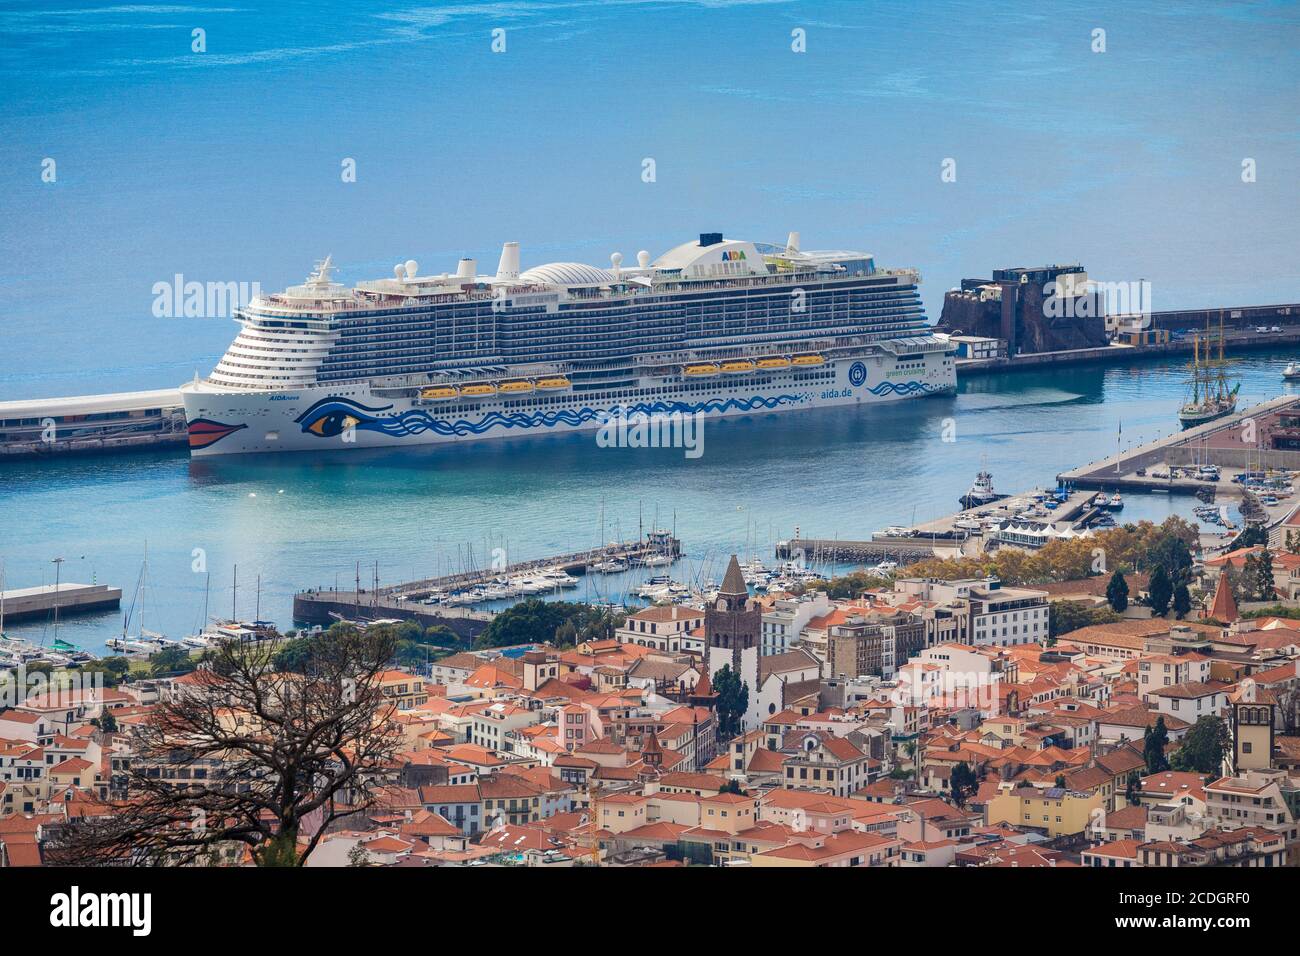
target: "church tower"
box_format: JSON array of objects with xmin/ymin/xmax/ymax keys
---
[{"xmin": 704, "ymin": 555, "xmax": 762, "ymax": 734}]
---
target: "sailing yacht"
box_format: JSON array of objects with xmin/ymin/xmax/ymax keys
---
[{"xmin": 1179, "ymin": 320, "xmax": 1239, "ymax": 429}]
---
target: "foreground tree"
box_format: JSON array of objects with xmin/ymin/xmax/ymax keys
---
[
  {"xmin": 50, "ymin": 624, "xmax": 402, "ymax": 867},
  {"xmin": 1147, "ymin": 565, "xmax": 1172, "ymax": 617},
  {"xmin": 1106, "ymin": 570, "xmax": 1129, "ymax": 613},
  {"xmin": 1143, "ymin": 717, "xmax": 1171, "ymax": 774},
  {"xmin": 1171, "ymin": 715, "xmax": 1230, "ymax": 774},
  {"xmin": 712, "ymin": 664, "xmax": 750, "ymax": 740}
]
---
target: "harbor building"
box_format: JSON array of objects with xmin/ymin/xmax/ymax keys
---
[{"xmin": 0, "ymin": 389, "xmax": 185, "ymax": 458}]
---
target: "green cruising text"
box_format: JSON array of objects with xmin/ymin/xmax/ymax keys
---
[{"xmin": 181, "ymin": 232, "xmax": 956, "ymax": 455}]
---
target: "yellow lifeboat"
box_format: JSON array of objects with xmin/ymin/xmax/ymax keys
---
[
  {"xmin": 536, "ymin": 376, "xmax": 571, "ymax": 391},
  {"xmin": 792, "ymin": 354, "xmax": 825, "ymax": 367},
  {"xmin": 499, "ymin": 380, "xmax": 534, "ymax": 394},
  {"xmin": 757, "ymin": 357, "xmax": 791, "ymax": 370},
  {"xmin": 460, "ymin": 383, "xmax": 498, "ymax": 398},
  {"xmin": 721, "ymin": 359, "xmax": 757, "ymax": 374},
  {"xmin": 419, "ymin": 385, "xmax": 459, "ymax": 401},
  {"xmin": 684, "ymin": 363, "xmax": 721, "ymax": 377}
]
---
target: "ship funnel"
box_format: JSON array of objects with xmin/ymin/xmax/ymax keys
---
[
  {"xmin": 786, "ymin": 231, "xmax": 801, "ymax": 254},
  {"xmin": 456, "ymin": 257, "xmax": 476, "ymax": 280},
  {"xmin": 496, "ymin": 241, "xmax": 521, "ymax": 281}
]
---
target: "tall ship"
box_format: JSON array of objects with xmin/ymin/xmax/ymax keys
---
[
  {"xmin": 1178, "ymin": 319, "xmax": 1239, "ymax": 430},
  {"xmin": 181, "ymin": 232, "xmax": 956, "ymax": 456}
]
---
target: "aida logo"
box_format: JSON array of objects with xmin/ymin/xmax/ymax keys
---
[{"xmin": 720, "ymin": 250, "xmax": 746, "ymax": 261}]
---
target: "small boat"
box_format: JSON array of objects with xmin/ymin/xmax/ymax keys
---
[
  {"xmin": 1094, "ymin": 493, "xmax": 1111, "ymax": 508},
  {"xmin": 640, "ymin": 553, "xmax": 673, "ymax": 567},
  {"xmin": 460, "ymin": 383, "xmax": 498, "ymax": 398},
  {"xmin": 959, "ymin": 469, "xmax": 1000, "ymax": 508},
  {"xmin": 419, "ymin": 385, "xmax": 459, "ymax": 401},
  {"xmin": 757, "ymin": 356, "xmax": 792, "ymax": 370},
  {"xmin": 536, "ymin": 376, "xmax": 571, "ymax": 391},
  {"xmin": 720, "ymin": 359, "xmax": 756, "ymax": 375},
  {"xmin": 1107, "ymin": 493, "xmax": 1124, "ymax": 511},
  {"xmin": 684, "ymin": 363, "xmax": 720, "ymax": 377},
  {"xmin": 499, "ymin": 380, "xmax": 534, "ymax": 394},
  {"xmin": 791, "ymin": 354, "xmax": 825, "ymax": 367},
  {"xmin": 1284, "ymin": 362, "xmax": 1300, "ymax": 381},
  {"xmin": 591, "ymin": 557, "xmax": 629, "ymax": 574}
]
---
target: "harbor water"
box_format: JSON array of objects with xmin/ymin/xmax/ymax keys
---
[{"xmin": 2, "ymin": 351, "xmax": 1298, "ymax": 650}]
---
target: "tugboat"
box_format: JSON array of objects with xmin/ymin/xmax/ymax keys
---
[
  {"xmin": 1179, "ymin": 321, "xmax": 1239, "ymax": 429},
  {"xmin": 959, "ymin": 466, "xmax": 1002, "ymax": 509}
]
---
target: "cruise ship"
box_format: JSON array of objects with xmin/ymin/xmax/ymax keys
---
[{"xmin": 181, "ymin": 232, "xmax": 956, "ymax": 456}]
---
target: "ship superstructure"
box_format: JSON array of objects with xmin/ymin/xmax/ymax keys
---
[{"xmin": 181, "ymin": 232, "xmax": 956, "ymax": 455}]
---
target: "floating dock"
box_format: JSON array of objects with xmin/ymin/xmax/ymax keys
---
[
  {"xmin": 0, "ymin": 583, "xmax": 122, "ymax": 623},
  {"xmin": 0, "ymin": 389, "xmax": 185, "ymax": 459}
]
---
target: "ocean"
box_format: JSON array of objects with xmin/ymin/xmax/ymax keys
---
[{"xmin": 0, "ymin": 0, "xmax": 1297, "ymax": 647}]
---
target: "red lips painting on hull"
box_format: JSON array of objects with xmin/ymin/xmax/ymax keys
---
[{"xmin": 187, "ymin": 418, "xmax": 248, "ymax": 450}]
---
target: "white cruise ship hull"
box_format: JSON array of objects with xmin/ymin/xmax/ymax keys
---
[{"xmin": 182, "ymin": 352, "xmax": 955, "ymax": 456}]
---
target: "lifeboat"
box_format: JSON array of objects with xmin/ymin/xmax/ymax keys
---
[
  {"xmin": 499, "ymin": 380, "xmax": 535, "ymax": 394},
  {"xmin": 757, "ymin": 357, "xmax": 791, "ymax": 370},
  {"xmin": 721, "ymin": 359, "xmax": 756, "ymax": 374},
  {"xmin": 419, "ymin": 385, "xmax": 459, "ymax": 401},
  {"xmin": 684, "ymin": 363, "xmax": 721, "ymax": 377},
  {"xmin": 792, "ymin": 354, "xmax": 825, "ymax": 367},
  {"xmin": 460, "ymin": 383, "xmax": 498, "ymax": 398},
  {"xmin": 536, "ymin": 376, "xmax": 571, "ymax": 391}
]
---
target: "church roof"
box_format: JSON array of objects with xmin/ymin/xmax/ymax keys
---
[
  {"xmin": 1209, "ymin": 573, "xmax": 1238, "ymax": 623},
  {"xmin": 720, "ymin": 554, "xmax": 747, "ymax": 597}
]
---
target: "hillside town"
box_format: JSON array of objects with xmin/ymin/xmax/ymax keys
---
[{"xmin": 4, "ymin": 528, "xmax": 1300, "ymax": 871}]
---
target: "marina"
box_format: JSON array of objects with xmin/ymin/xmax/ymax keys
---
[{"xmin": 9, "ymin": 350, "xmax": 1300, "ymax": 651}]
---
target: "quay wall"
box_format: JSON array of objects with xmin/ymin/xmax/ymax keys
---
[
  {"xmin": 1, "ymin": 584, "xmax": 123, "ymax": 623},
  {"xmin": 292, "ymin": 590, "xmax": 492, "ymax": 641}
]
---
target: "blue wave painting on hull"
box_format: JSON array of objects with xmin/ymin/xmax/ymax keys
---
[
  {"xmin": 868, "ymin": 380, "xmax": 944, "ymax": 397},
  {"xmin": 294, "ymin": 394, "xmax": 807, "ymax": 440}
]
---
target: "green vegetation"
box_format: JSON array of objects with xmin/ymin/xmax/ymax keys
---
[
  {"xmin": 477, "ymin": 599, "xmax": 624, "ymax": 649},
  {"xmin": 1049, "ymin": 600, "xmax": 1119, "ymax": 639},
  {"xmin": 901, "ymin": 517, "xmax": 1198, "ymax": 588},
  {"xmin": 1143, "ymin": 716, "xmax": 1171, "ymax": 774},
  {"xmin": 712, "ymin": 664, "xmax": 750, "ymax": 740},
  {"xmin": 1170, "ymin": 715, "xmax": 1230, "ymax": 774},
  {"xmin": 1106, "ymin": 570, "xmax": 1129, "ymax": 613}
]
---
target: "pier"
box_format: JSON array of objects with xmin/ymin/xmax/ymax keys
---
[
  {"xmin": 957, "ymin": 313, "xmax": 1300, "ymax": 375},
  {"xmin": 293, "ymin": 534, "xmax": 682, "ymax": 628},
  {"xmin": 291, "ymin": 590, "xmax": 494, "ymax": 640},
  {"xmin": 0, "ymin": 389, "xmax": 185, "ymax": 459},
  {"xmin": 380, "ymin": 535, "xmax": 681, "ymax": 601},
  {"xmin": 0, "ymin": 583, "xmax": 122, "ymax": 623},
  {"xmin": 774, "ymin": 537, "xmax": 947, "ymax": 565}
]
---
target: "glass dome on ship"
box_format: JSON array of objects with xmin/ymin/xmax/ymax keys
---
[{"xmin": 180, "ymin": 231, "xmax": 957, "ymax": 455}]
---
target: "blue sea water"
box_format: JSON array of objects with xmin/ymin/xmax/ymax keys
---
[
  {"xmin": 0, "ymin": 0, "xmax": 1298, "ymax": 647},
  {"xmin": 3, "ymin": 353, "xmax": 1300, "ymax": 649}
]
